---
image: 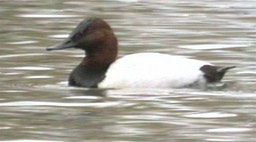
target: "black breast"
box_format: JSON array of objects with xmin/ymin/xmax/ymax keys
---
[{"xmin": 68, "ymin": 63, "xmax": 107, "ymax": 88}]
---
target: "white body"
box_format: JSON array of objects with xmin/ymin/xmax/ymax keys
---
[{"xmin": 98, "ymin": 53, "xmax": 211, "ymax": 88}]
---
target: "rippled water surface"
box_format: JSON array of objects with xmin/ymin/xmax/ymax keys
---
[{"xmin": 0, "ymin": 0, "xmax": 256, "ymax": 141}]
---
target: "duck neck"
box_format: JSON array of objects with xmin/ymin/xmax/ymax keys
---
[{"xmin": 82, "ymin": 42, "xmax": 118, "ymax": 69}]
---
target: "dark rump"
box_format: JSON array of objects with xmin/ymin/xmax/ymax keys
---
[{"xmin": 200, "ymin": 65, "xmax": 235, "ymax": 83}]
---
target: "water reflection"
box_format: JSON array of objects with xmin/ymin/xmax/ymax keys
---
[{"xmin": 0, "ymin": 0, "xmax": 256, "ymax": 141}]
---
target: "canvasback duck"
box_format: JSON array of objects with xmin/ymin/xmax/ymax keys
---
[{"xmin": 47, "ymin": 17, "xmax": 235, "ymax": 88}]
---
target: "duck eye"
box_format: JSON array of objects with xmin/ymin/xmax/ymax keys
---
[{"xmin": 72, "ymin": 31, "xmax": 83, "ymax": 41}]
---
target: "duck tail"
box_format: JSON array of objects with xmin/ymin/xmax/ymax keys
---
[
  {"xmin": 216, "ymin": 66, "xmax": 236, "ymax": 81},
  {"xmin": 200, "ymin": 65, "xmax": 235, "ymax": 83}
]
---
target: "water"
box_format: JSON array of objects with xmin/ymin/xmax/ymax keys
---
[{"xmin": 0, "ymin": 0, "xmax": 255, "ymax": 141}]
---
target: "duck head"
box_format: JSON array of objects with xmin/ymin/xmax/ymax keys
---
[{"xmin": 47, "ymin": 17, "xmax": 118, "ymax": 67}]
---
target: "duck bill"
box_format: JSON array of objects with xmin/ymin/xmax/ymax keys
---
[{"xmin": 46, "ymin": 39, "xmax": 77, "ymax": 51}]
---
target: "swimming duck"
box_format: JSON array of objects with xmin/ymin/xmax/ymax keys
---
[{"xmin": 47, "ymin": 17, "xmax": 235, "ymax": 88}]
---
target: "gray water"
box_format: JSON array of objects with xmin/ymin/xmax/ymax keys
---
[{"xmin": 0, "ymin": 0, "xmax": 255, "ymax": 141}]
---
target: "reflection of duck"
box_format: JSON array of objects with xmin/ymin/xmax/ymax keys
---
[{"xmin": 47, "ymin": 18, "xmax": 235, "ymax": 88}]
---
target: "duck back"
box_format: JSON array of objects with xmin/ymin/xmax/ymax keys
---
[{"xmin": 98, "ymin": 53, "xmax": 211, "ymax": 88}]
